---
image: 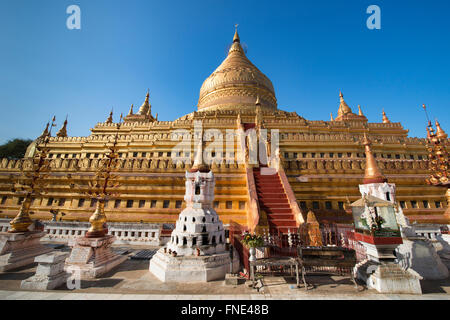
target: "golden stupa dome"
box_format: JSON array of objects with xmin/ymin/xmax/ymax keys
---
[{"xmin": 197, "ymin": 29, "xmax": 277, "ymax": 112}]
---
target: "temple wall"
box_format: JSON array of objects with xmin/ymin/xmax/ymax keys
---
[{"xmin": 0, "ymin": 112, "xmax": 447, "ymax": 226}]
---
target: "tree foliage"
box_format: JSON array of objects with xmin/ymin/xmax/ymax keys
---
[{"xmin": 0, "ymin": 139, "xmax": 33, "ymax": 160}]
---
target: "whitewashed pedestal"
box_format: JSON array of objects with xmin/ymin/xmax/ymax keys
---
[
  {"xmin": 65, "ymin": 235, "xmax": 127, "ymax": 279},
  {"xmin": 21, "ymin": 251, "xmax": 69, "ymax": 290},
  {"xmin": 150, "ymin": 248, "xmax": 240, "ymax": 282},
  {"xmin": 356, "ymin": 260, "xmax": 422, "ymax": 294},
  {"xmin": 0, "ymin": 231, "xmax": 52, "ymax": 272}
]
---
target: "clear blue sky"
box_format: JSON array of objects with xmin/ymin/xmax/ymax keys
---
[{"xmin": 0, "ymin": 0, "xmax": 449, "ymax": 144}]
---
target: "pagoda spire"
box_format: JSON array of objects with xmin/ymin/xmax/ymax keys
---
[
  {"xmin": 382, "ymin": 109, "xmax": 391, "ymax": 123},
  {"xmin": 233, "ymin": 24, "xmax": 240, "ymax": 43},
  {"xmin": 39, "ymin": 122, "xmax": 50, "ymax": 138},
  {"xmin": 362, "ymin": 133, "xmax": 387, "ymax": 184},
  {"xmin": 358, "ymin": 105, "xmax": 364, "ymax": 116},
  {"xmin": 435, "ymin": 119, "xmax": 448, "ymax": 140},
  {"xmin": 138, "ymin": 90, "xmax": 151, "ymax": 115},
  {"xmin": 330, "ymin": 113, "xmax": 334, "ymax": 121},
  {"xmin": 337, "ymin": 91, "xmax": 352, "ymax": 117},
  {"xmin": 56, "ymin": 117, "xmax": 68, "ymax": 138},
  {"xmin": 106, "ymin": 109, "xmax": 113, "ymax": 124},
  {"xmin": 128, "ymin": 104, "xmax": 134, "ymax": 116}
]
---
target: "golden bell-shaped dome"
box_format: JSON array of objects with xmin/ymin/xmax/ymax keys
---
[{"xmin": 197, "ymin": 30, "xmax": 277, "ymax": 112}]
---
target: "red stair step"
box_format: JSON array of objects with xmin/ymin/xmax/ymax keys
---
[
  {"xmin": 266, "ymin": 220, "xmax": 297, "ymax": 227},
  {"xmin": 261, "ymin": 208, "xmax": 292, "ymax": 213},
  {"xmin": 267, "ymin": 214, "xmax": 295, "ymax": 220}
]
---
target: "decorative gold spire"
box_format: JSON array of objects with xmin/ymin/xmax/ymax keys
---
[
  {"xmin": 382, "ymin": 109, "xmax": 391, "ymax": 123},
  {"xmin": 128, "ymin": 104, "xmax": 134, "ymax": 116},
  {"xmin": 330, "ymin": 113, "xmax": 334, "ymax": 121},
  {"xmin": 425, "ymin": 111, "xmax": 449, "ymax": 186},
  {"xmin": 435, "ymin": 120, "xmax": 448, "ymax": 140},
  {"xmin": 358, "ymin": 105, "xmax": 364, "ymax": 116},
  {"xmin": 106, "ymin": 110, "xmax": 113, "ymax": 124},
  {"xmin": 337, "ymin": 91, "xmax": 352, "ymax": 117},
  {"xmin": 56, "ymin": 117, "xmax": 68, "ymax": 138},
  {"xmin": 362, "ymin": 133, "xmax": 387, "ymax": 184},
  {"xmin": 39, "ymin": 122, "xmax": 50, "ymax": 138},
  {"xmin": 138, "ymin": 90, "xmax": 151, "ymax": 115},
  {"xmin": 233, "ymin": 24, "xmax": 240, "ymax": 43}
]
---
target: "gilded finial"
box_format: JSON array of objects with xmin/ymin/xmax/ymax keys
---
[
  {"xmin": 138, "ymin": 91, "xmax": 151, "ymax": 115},
  {"xmin": 382, "ymin": 109, "xmax": 391, "ymax": 123},
  {"xmin": 358, "ymin": 105, "xmax": 364, "ymax": 116},
  {"xmin": 56, "ymin": 116, "xmax": 68, "ymax": 138},
  {"xmin": 128, "ymin": 104, "xmax": 134, "ymax": 116},
  {"xmin": 39, "ymin": 122, "xmax": 50, "ymax": 138},
  {"xmin": 106, "ymin": 109, "xmax": 113, "ymax": 124},
  {"xmin": 330, "ymin": 113, "xmax": 334, "ymax": 121},
  {"xmin": 435, "ymin": 119, "xmax": 448, "ymax": 140},
  {"xmin": 337, "ymin": 91, "xmax": 352, "ymax": 117},
  {"xmin": 233, "ymin": 24, "xmax": 240, "ymax": 43},
  {"xmin": 362, "ymin": 133, "xmax": 387, "ymax": 184}
]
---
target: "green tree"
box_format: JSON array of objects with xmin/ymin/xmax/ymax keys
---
[{"xmin": 0, "ymin": 139, "xmax": 33, "ymax": 159}]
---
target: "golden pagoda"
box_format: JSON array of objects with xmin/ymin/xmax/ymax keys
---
[{"xmin": 0, "ymin": 29, "xmax": 448, "ymax": 233}]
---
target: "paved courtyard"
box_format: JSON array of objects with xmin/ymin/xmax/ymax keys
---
[{"xmin": 0, "ymin": 244, "xmax": 449, "ymax": 300}]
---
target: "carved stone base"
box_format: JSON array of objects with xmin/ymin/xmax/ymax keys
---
[
  {"xmin": 149, "ymin": 248, "xmax": 240, "ymax": 282},
  {"xmin": 21, "ymin": 252, "xmax": 70, "ymax": 290},
  {"xmin": 355, "ymin": 260, "xmax": 422, "ymax": 294},
  {"xmin": 65, "ymin": 235, "xmax": 127, "ymax": 279},
  {"xmin": 0, "ymin": 231, "xmax": 53, "ymax": 272}
]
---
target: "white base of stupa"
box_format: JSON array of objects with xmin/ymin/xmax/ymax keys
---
[
  {"xmin": 355, "ymin": 260, "xmax": 422, "ymax": 294},
  {"xmin": 0, "ymin": 231, "xmax": 53, "ymax": 272},
  {"xmin": 149, "ymin": 248, "xmax": 240, "ymax": 282}
]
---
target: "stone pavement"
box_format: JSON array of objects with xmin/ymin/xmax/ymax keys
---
[
  {"xmin": 0, "ymin": 289, "xmax": 448, "ymax": 300},
  {"xmin": 0, "ymin": 245, "xmax": 448, "ymax": 300}
]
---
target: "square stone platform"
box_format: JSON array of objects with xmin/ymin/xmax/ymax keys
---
[
  {"xmin": 0, "ymin": 231, "xmax": 53, "ymax": 272},
  {"xmin": 65, "ymin": 235, "xmax": 128, "ymax": 279},
  {"xmin": 149, "ymin": 248, "xmax": 240, "ymax": 282}
]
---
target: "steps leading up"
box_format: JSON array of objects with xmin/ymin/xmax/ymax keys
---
[{"xmin": 253, "ymin": 168, "xmax": 297, "ymax": 234}]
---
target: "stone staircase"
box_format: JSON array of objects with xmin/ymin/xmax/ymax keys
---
[{"xmin": 253, "ymin": 168, "xmax": 297, "ymax": 234}]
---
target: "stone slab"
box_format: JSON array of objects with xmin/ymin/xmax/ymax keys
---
[
  {"xmin": 225, "ymin": 273, "xmax": 246, "ymax": 285},
  {"xmin": 65, "ymin": 235, "xmax": 128, "ymax": 279},
  {"xmin": 66, "ymin": 254, "xmax": 128, "ymax": 279},
  {"xmin": 0, "ymin": 231, "xmax": 53, "ymax": 272},
  {"xmin": 356, "ymin": 261, "xmax": 422, "ymax": 294}
]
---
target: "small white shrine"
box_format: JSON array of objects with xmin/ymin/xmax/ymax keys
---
[{"xmin": 149, "ymin": 163, "xmax": 239, "ymax": 282}]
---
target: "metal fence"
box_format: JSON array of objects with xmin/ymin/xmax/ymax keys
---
[{"xmin": 228, "ymin": 222, "xmax": 368, "ymax": 277}]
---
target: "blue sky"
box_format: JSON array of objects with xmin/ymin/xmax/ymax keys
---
[{"xmin": 0, "ymin": 0, "xmax": 449, "ymax": 143}]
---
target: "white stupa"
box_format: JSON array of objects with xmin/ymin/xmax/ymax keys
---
[{"xmin": 149, "ymin": 139, "xmax": 239, "ymax": 282}]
